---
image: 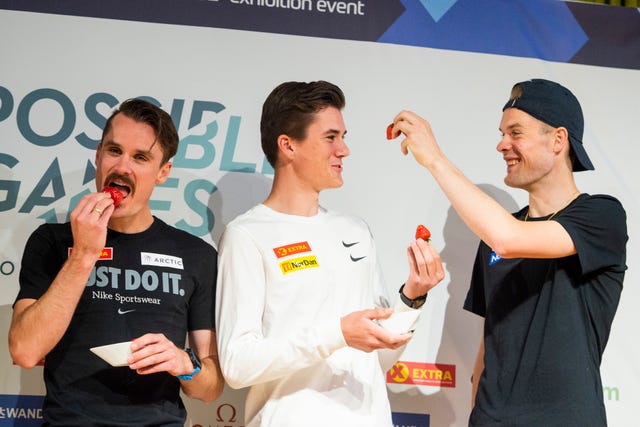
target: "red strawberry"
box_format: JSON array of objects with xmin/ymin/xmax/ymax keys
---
[
  {"xmin": 415, "ymin": 224, "xmax": 431, "ymax": 241},
  {"xmin": 386, "ymin": 123, "xmax": 394, "ymax": 140},
  {"xmin": 103, "ymin": 186, "xmax": 123, "ymax": 207}
]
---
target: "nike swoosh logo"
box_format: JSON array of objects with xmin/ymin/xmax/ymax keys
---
[
  {"xmin": 118, "ymin": 308, "xmax": 136, "ymax": 315},
  {"xmin": 342, "ymin": 241, "xmax": 359, "ymax": 248},
  {"xmin": 350, "ymin": 255, "xmax": 367, "ymax": 262}
]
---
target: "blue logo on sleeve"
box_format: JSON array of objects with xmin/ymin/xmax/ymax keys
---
[{"xmin": 489, "ymin": 251, "xmax": 502, "ymax": 265}]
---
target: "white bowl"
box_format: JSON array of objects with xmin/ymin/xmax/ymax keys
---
[
  {"xmin": 90, "ymin": 341, "xmax": 132, "ymax": 367},
  {"xmin": 377, "ymin": 310, "xmax": 421, "ymax": 334}
]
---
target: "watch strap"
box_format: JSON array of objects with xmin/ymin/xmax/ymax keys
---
[
  {"xmin": 399, "ymin": 283, "xmax": 427, "ymax": 309},
  {"xmin": 176, "ymin": 348, "xmax": 201, "ymax": 381}
]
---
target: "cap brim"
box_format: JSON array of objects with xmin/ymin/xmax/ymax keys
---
[{"xmin": 570, "ymin": 138, "xmax": 594, "ymax": 171}]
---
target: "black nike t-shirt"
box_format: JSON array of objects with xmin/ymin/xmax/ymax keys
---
[
  {"xmin": 465, "ymin": 194, "xmax": 627, "ymax": 427},
  {"xmin": 16, "ymin": 217, "xmax": 217, "ymax": 426}
]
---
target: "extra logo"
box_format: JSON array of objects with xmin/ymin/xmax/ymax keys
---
[
  {"xmin": 388, "ymin": 362, "xmax": 410, "ymax": 383},
  {"xmin": 387, "ymin": 361, "xmax": 456, "ymax": 388},
  {"xmin": 68, "ymin": 247, "xmax": 113, "ymax": 260},
  {"xmin": 273, "ymin": 241, "xmax": 311, "ymax": 258}
]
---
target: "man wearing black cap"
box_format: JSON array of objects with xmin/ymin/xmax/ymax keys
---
[{"xmin": 389, "ymin": 79, "xmax": 627, "ymax": 426}]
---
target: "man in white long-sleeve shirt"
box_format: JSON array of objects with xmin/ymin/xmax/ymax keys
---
[{"xmin": 215, "ymin": 80, "xmax": 444, "ymax": 427}]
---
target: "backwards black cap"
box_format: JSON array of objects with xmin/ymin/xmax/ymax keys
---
[{"xmin": 503, "ymin": 78, "xmax": 594, "ymax": 171}]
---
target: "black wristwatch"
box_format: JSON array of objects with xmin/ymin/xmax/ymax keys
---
[
  {"xmin": 399, "ymin": 283, "xmax": 428, "ymax": 309},
  {"xmin": 176, "ymin": 348, "xmax": 201, "ymax": 381}
]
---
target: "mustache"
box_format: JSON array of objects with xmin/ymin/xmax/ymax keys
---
[{"xmin": 103, "ymin": 173, "xmax": 135, "ymax": 195}]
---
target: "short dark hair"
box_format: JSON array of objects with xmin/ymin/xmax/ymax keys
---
[
  {"xmin": 260, "ymin": 81, "xmax": 345, "ymax": 167},
  {"xmin": 101, "ymin": 98, "xmax": 179, "ymax": 165}
]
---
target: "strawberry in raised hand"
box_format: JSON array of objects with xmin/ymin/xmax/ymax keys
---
[
  {"xmin": 386, "ymin": 123, "xmax": 394, "ymax": 140},
  {"xmin": 103, "ymin": 186, "xmax": 123, "ymax": 207},
  {"xmin": 415, "ymin": 224, "xmax": 431, "ymax": 242}
]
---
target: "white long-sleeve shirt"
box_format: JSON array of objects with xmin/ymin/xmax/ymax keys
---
[{"xmin": 216, "ymin": 204, "xmax": 417, "ymax": 427}]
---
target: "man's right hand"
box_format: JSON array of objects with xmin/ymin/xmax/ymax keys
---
[
  {"xmin": 340, "ymin": 307, "xmax": 412, "ymax": 352},
  {"xmin": 387, "ymin": 110, "xmax": 444, "ymax": 170},
  {"xmin": 9, "ymin": 192, "xmax": 115, "ymax": 368},
  {"xmin": 69, "ymin": 191, "xmax": 114, "ymax": 260}
]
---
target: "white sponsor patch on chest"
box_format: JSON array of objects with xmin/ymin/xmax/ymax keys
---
[{"xmin": 141, "ymin": 252, "xmax": 184, "ymax": 270}]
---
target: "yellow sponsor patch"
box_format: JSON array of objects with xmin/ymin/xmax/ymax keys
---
[{"xmin": 279, "ymin": 255, "xmax": 319, "ymax": 275}]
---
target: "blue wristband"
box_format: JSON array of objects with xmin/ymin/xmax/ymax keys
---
[{"xmin": 176, "ymin": 348, "xmax": 201, "ymax": 381}]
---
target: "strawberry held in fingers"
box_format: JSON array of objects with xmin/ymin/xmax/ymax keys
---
[
  {"xmin": 103, "ymin": 186, "xmax": 123, "ymax": 207},
  {"xmin": 386, "ymin": 123, "xmax": 394, "ymax": 140},
  {"xmin": 415, "ymin": 224, "xmax": 431, "ymax": 241}
]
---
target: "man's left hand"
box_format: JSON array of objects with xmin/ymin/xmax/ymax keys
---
[
  {"xmin": 404, "ymin": 237, "xmax": 444, "ymax": 300},
  {"xmin": 128, "ymin": 333, "xmax": 191, "ymax": 377}
]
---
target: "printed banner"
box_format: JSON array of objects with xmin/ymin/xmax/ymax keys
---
[{"xmin": 1, "ymin": 0, "xmax": 639, "ymax": 69}]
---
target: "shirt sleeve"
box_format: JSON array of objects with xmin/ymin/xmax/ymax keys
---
[
  {"xmin": 16, "ymin": 224, "xmax": 67, "ymax": 304},
  {"xmin": 187, "ymin": 241, "xmax": 218, "ymax": 331},
  {"xmin": 555, "ymin": 194, "xmax": 627, "ymax": 275},
  {"xmin": 463, "ymin": 241, "xmax": 488, "ymax": 317},
  {"xmin": 215, "ymin": 224, "xmax": 347, "ymax": 389}
]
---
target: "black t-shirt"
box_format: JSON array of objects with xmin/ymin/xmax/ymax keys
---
[
  {"xmin": 464, "ymin": 194, "xmax": 627, "ymax": 427},
  {"xmin": 16, "ymin": 217, "xmax": 217, "ymax": 427}
]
